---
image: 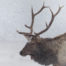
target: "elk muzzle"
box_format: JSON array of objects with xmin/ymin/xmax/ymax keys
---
[{"xmin": 20, "ymin": 50, "xmax": 27, "ymax": 56}]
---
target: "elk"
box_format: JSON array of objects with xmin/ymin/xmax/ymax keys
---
[{"xmin": 17, "ymin": 4, "xmax": 65, "ymax": 66}]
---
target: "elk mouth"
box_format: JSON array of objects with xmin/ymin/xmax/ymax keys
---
[
  {"xmin": 20, "ymin": 50, "xmax": 32, "ymax": 57},
  {"xmin": 30, "ymin": 54, "xmax": 36, "ymax": 60},
  {"xmin": 20, "ymin": 51, "xmax": 35, "ymax": 60}
]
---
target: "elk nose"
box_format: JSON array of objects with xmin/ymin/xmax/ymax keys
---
[
  {"xmin": 20, "ymin": 51, "xmax": 26, "ymax": 56},
  {"xmin": 20, "ymin": 51, "xmax": 23, "ymax": 55}
]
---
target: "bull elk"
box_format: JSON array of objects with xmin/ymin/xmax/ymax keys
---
[{"xmin": 17, "ymin": 3, "xmax": 65, "ymax": 66}]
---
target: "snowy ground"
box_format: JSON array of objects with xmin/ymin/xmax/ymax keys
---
[
  {"xmin": 0, "ymin": 40, "xmax": 53, "ymax": 66},
  {"xmin": 0, "ymin": 0, "xmax": 66, "ymax": 66}
]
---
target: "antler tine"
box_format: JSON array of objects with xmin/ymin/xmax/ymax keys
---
[
  {"xmin": 54, "ymin": 6, "xmax": 64, "ymax": 16},
  {"xmin": 17, "ymin": 3, "xmax": 47, "ymax": 37},
  {"xmin": 35, "ymin": 6, "xmax": 63, "ymax": 36},
  {"xmin": 25, "ymin": 3, "xmax": 47, "ymax": 34},
  {"xmin": 17, "ymin": 8, "xmax": 34, "ymax": 36},
  {"xmin": 34, "ymin": 3, "xmax": 48, "ymax": 16},
  {"xmin": 25, "ymin": 8, "xmax": 34, "ymax": 34},
  {"xmin": 17, "ymin": 30, "xmax": 34, "ymax": 36}
]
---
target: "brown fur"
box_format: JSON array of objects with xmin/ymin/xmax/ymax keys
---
[
  {"xmin": 20, "ymin": 33, "xmax": 66, "ymax": 66},
  {"xmin": 17, "ymin": 3, "xmax": 64, "ymax": 66}
]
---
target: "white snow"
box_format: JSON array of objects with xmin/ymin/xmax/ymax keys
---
[
  {"xmin": 0, "ymin": 0, "xmax": 66, "ymax": 66},
  {"xmin": 0, "ymin": 40, "xmax": 53, "ymax": 66},
  {"xmin": 0, "ymin": 40, "xmax": 45, "ymax": 66}
]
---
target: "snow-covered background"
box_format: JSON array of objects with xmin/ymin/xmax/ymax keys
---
[{"xmin": 0, "ymin": 0, "xmax": 66, "ymax": 66}]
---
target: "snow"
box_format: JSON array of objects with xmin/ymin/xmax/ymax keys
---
[
  {"xmin": 0, "ymin": 41, "xmax": 45, "ymax": 66},
  {"xmin": 0, "ymin": 40, "xmax": 53, "ymax": 66},
  {"xmin": 0, "ymin": 0, "xmax": 66, "ymax": 66}
]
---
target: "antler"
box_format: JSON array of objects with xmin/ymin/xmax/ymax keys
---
[
  {"xmin": 35, "ymin": 6, "xmax": 63, "ymax": 36},
  {"xmin": 17, "ymin": 3, "xmax": 63, "ymax": 38},
  {"xmin": 17, "ymin": 4, "xmax": 47, "ymax": 37}
]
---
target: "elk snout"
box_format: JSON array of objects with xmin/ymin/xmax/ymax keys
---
[
  {"xmin": 20, "ymin": 50, "xmax": 28, "ymax": 56},
  {"xmin": 20, "ymin": 51, "xmax": 23, "ymax": 55},
  {"xmin": 20, "ymin": 50, "xmax": 25, "ymax": 56}
]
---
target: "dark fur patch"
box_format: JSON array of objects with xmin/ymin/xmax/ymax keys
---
[{"xmin": 30, "ymin": 42, "xmax": 58, "ymax": 65}]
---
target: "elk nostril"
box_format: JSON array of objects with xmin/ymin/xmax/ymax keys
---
[
  {"xmin": 20, "ymin": 51, "xmax": 27, "ymax": 56},
  {"xmin": 20, "ymin": 51, "xmax": 23, "ymax": 55}
]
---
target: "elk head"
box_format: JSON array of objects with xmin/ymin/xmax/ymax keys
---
[{"xmin": 17, "ymin": 3, "xmax": 63, "ymax": 65}]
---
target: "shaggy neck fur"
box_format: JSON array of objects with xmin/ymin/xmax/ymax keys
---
[{"xmin": 31, "ymin": 42, "xmax": 58, "ymax": 65}]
